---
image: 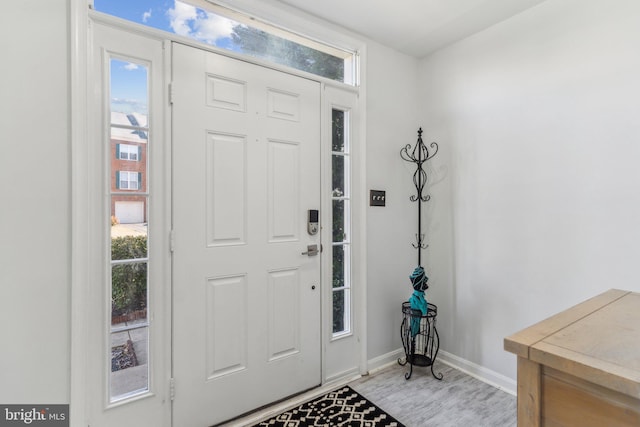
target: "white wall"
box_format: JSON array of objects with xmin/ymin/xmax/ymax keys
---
[
  {"xmin": 0, "ymin": 0, "xmax": 70, "ymax": 402},
  {"xmin": 420, "ymin": 0, "xmax": 640, "ymax": 381},
  {"xmin": 365, "ymin": 41, "xmax": 422, "ymax": 361}
]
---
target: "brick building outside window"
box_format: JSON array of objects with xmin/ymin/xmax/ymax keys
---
[{"xmin": 110, "ymin": 112, "xmax": 148, "ymax": 224}]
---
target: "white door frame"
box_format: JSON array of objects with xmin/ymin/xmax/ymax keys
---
[
  {"xmin": 69, "ymin": 0, "xmax": 90, "ymax": 424},
  {"xmin": 70, "ymin": 2, "xmax": 368, "ymax": 425},
  {"xmin": 77, "ymin": 18, "xmax": 172, "ymax": 427}
]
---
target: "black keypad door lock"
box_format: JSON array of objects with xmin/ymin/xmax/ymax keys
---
[{"xmin": 308, "ymin": 209, "xmax": 319, "ymax": 235}]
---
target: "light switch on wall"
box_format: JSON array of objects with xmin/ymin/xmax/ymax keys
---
[{"xmin": 370, "ymin": 190, "xmax": 386, "ymax": 206}]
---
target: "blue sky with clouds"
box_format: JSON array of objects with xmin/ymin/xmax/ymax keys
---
[
  {"xmin": 96, "ymin": 0, "xmax": 238, "ymax": 114},
  {"xmin": 95, "ymin": 0, "xmax": 174, "ymax": 31},
  {"xmin": 110, "ymin": 59, "xmax": 148, "ymax": 114}
]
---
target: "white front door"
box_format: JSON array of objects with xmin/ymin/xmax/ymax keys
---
[{"xmin": 172, "ymin": 43, "xmax": 322, "ymax": 426}]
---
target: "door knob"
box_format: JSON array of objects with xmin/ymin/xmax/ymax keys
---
[{"xmin": 301, "ymin": 244, "xmax": 319, "ymax": 256}]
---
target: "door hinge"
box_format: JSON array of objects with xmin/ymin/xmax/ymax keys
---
[
  {"xmin": 170, "ymin": 229, "xmax": 175, "ymax": 253},
  {"xmin": 169, "ymin": 82, "xmax": 175, "ymax": 105},
  {"xmin": 170, "ymin": 378, "xmax": 176, "ymax": 401}
]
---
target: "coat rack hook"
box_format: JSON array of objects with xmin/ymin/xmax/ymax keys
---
[{"xmin": 400, "ymin": 128, "xmax": 438, "ymax": 266}]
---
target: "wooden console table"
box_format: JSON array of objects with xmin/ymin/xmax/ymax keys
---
[{"xmin": 504, "ymin": 289, "xmax": 640, "ymax": 426}]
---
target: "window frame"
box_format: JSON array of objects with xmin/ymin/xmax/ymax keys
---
[
  {"xmin": 107, "ymin": 53, "xmax": 152, "ymax": 404},
  {"xmin": 321, "ymin": 82, "xmax": 364, "ymax": 380},
  {"xmin": 91, "ymin": 0, "xmax": 358, "ymax": 85},
  {"xmin": 331, "ymin": 108, "xmax": 352, "ymax": 338}
]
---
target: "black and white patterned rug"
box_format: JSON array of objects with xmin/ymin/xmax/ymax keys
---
[{"xmin": 253, "ymin": 386, "xmax": 405, "ymax": 427}]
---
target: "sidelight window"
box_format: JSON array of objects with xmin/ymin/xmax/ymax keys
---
[
  {"xmin": 332, "ymin": 109, "xmax": 351, "ymax": 336},
  {"xmin": 109, "ymin": 57, "xmax": 150, "ymax": 402}
]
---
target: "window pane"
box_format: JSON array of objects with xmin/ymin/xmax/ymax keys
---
[
  {"xmin": 111, "ymin": 231, "xmax": 148, "ymax": 260},
  {"xmin": 110, "ymin": 261, "xmax": 149, "ymax": 401},
  {"xmin": 111, "ymin": 126, "xmax": 147, "ymax": 193},
  {"xmin": 111, "ymin": 262, "xmax": 148, "ymax": 319},
  {"xmin": 332, "ymin": 289, "xmax": 350, "ymax": 334},
  {"xmin": 109, "ymin": 60, "xmax": 148, "ymax": 115},
  {"xmin": 95, "ymin": 1, "xmax": 352, "ymax": 83},
  {"xmin": 332, "ymin": 245, "xmax": 345, "ymax": 288},
  {"xmin": 332, "ymin": 155, "xmax": 345, "ymax": 197},
  {"xmin": 332, "ymin": 109, "xmax": 345, "ymax": 152},
  {"xmin": 232, "ymin": 25, "xmax": 344, "ymax": 82},
  {"xmin": 110, "ymin": 326, "xmax": 149, "ymax": 400},
  {"xmin": 332, "ymin": 200, "xmax": 347, "ymax": 242},
  {"xmin": 333, "ymin": 289, "xmax": 344, "ymax": 333}
]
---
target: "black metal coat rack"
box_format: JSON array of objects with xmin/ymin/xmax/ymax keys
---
[
  {"xmin": 398, "ymin": 128, "xmax": 443, "ymax": 381},
  {"xmin": 400, "ymin": 128, "xmax": 438, "ymax": 265}
]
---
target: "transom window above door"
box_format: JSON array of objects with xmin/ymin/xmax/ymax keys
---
[{"xmin": 92, "ymin": 0, "xmax": 356, "ymax": 84}]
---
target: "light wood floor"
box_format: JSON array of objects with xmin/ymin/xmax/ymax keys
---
[
  {"xmin": 222, "ymin": 361, "xmax": 517, "ymax": 426},
  {"xmin": 350, "ymin": 362, "xmax": 517, "ymax": 427}
]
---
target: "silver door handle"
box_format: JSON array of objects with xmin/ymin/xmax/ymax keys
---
[{"xmin": 301, "ymin": 244, "xmax": 319, "ymax": 256}]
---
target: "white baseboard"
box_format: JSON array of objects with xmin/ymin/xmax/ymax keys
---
[
  {"xmin": 324, "ymin": 367, "xmax": 361, "ymax": 384},
  {"xmin": 366, "ymin": 348, "xmax": 405, "ymax": 374},
  {"xmin": 366, "ymin": 348, "xmax": 517, "ymax": 396},
  {"xmin": 437, "ymin": 350, "xmax": 517, "ymax": 396}
]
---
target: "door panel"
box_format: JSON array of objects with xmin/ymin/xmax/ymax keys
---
[
  {"xmin": 172, "ymin": 43, "xmax": 321, "ymax": 426},
  {"xmin": 205, "ymin": 132, "xmax": 247, "ymax": 246}
]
